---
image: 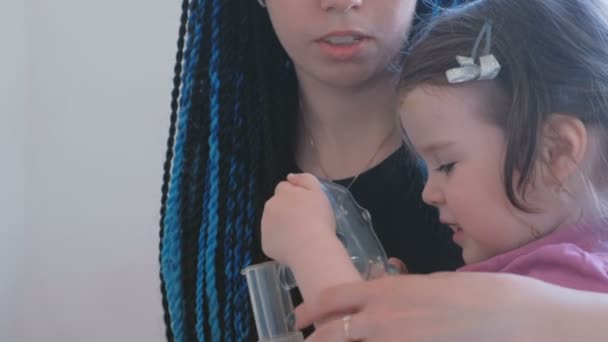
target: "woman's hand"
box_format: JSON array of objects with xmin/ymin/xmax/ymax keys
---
[{"xmin": 296, "ymin": 272, "xmax": 608, "ymax": 341}]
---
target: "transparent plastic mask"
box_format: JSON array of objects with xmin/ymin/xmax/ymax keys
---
[{"xmin": 242, "ymin": 180, "xmax": 395, "ymax": 342}]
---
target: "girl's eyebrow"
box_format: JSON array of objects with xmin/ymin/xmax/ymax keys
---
[{"xmin": 419, "ymin": 141, "xmax": 455, "ymax": 155}]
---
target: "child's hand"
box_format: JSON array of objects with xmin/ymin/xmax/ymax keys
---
[{"xmin": 261, "ymin": 173, "xmax": 337, "ymax": 265}]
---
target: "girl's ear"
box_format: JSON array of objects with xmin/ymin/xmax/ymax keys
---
[{"xmin": 538, "ymin": 113, "xmax": 588, "ymax": 189}]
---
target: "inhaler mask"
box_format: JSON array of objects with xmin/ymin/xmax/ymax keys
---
[{"xmin": 241, "ymin": 180, "xmax": 396, "ymax": 342}]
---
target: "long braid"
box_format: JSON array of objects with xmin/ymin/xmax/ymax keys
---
[
  {"xmin": 180, "ymin": 0, "xmax": 212, "ymax": 340},
  {"xmin": 181, "ymin": 143, "xmax": 205, "ymax": 342},
  {"xmin": 221, "ymin": 108, "xmax": 237, "ymax": 342},
  {"xmin": 218, "ymin": 75, "xmax": 241, "ymax": 340},
  {"xmin": 198, "ymin": 0, "xmax": 223, "ymax": 339},
  {"xmin": 193, "ymin": 2, "xmax": 212, "ymax": 336},
  {"xmin": 159, "ymin": 1, "xmax": 190, "ymax": 340},
  {"xmin": 160, "ymin": 0, "xmax": 206, "ymax": 339},
  {"xmin": 231, "ymin": 7, "xmax": 260, "ymax": 339},
  {"xmin": 227, "ymin": 8, "xmax": 252, "ymax": 339},
  {"xmin": 217, "ymin": 2, "xmax": 243, "ymax": 338},
  {"xmin": 251, "ymin": 6, "xmax": 276, "ymax": 195},
  {"xmin": 231, "ymin": 119, "xmax": 251, "ymax": 340}
]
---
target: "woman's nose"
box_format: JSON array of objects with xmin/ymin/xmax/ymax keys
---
[{"xmin": 320, "ymin": 0, "xmax": 363, "ymax": 13}]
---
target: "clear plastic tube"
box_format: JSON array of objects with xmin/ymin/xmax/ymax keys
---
[{"xmin": 241, "ymin": 262, "xmax": 304, "ymax": 342}]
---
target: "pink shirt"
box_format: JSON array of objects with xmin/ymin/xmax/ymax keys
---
[{"xmin": 458, "ymin": 220, "xmax": 608, "ymax": 292}]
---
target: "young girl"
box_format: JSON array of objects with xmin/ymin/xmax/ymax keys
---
[
  {"xmin": 398, "ymin": 0, "xmax": 608, "ymax": 290},
  {"xmin": 262, "ymin": 0, "xmax": 608, "ymax": 334}
]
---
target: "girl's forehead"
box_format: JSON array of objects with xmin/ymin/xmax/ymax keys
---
[
  {"xmin": 401, "ymin": 82, "xmax": 507, "ymax": 123},
  {"xmin": 400, "ymin": 83, "xmax": 507, "ymax": 145}
]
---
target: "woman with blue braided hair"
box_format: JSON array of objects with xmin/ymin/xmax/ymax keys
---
[
  {"xmin": 146, "ymin": 0, "xmax": 594, "ymax": 341},
  {"xmin": 159, "ymin": 0, "xmax": 608, "ymax": 341}
]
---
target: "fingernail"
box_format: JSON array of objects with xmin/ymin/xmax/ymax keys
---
[{"xmin": 386, "ymin": 264, "xmax": 400, "ymax": 275}]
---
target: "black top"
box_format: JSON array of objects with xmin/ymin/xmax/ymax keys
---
[{"xmin": 304, "ymin": 145, "xmax": 463, "ymax": 273}]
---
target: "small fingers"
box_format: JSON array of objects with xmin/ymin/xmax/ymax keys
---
[
  {"xmin": 387, "ymin": 258, "xmax": 408, "ymax": 274},
  {"xmin": 287, "ymin": 173, "xmax": 323, "ymax": 191}
]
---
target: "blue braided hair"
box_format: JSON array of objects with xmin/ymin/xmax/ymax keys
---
[{"xmin": 159, "ymin": 0, "xmax": 472, "ymax": 341}]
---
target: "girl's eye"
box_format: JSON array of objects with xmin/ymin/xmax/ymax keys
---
[{"xmin": 436, "ymin": 162, "xmax": 456, "ymax": 174}]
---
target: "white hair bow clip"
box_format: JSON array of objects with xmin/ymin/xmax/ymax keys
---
[{"xmin": 446, "ymin": 22, "xmax": 501, "ymax": 84}]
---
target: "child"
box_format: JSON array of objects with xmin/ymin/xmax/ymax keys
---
[{"xmin": 261, "ymin": 0, "xmax": 608, "ymax": 316}]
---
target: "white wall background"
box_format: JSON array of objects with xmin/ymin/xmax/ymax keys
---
[
  {"xmin": 1, "ymin": 0, "xmax": 26, "ymax": 340},
  {"xmin": 4, "ymin": 1, "xmax": 179, "ymax": 340}
]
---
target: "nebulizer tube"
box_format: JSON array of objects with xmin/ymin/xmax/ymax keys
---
[{"xmin": 241, "ymin": 262, "xmax": 303, "ymax": 342}]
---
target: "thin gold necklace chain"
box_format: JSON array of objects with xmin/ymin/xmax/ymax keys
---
[{"xmin": 308, "ymin": 128, "xmax": 396, "ymax": 189}]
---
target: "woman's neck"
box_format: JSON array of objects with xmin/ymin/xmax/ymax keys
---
[{"xmin": 295, "ymin": 72, "xmax": 403, "ymax": 180}]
